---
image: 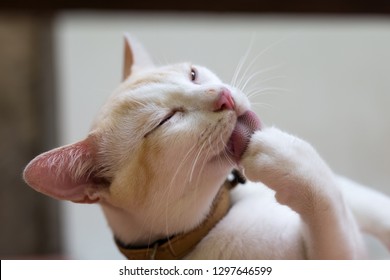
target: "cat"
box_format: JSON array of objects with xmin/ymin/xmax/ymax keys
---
[{"xmin": 23, "ymin": 35, "xmax": 390, "ymax": 259}]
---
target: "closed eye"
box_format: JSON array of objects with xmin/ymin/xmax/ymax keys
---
[
  {"xmin": 158, "ymin": 111, "xmax": 176, "ymax": 127},
  {"xmin": 144, "ymin": 108, "xmax": 184, "ymax": 138}
]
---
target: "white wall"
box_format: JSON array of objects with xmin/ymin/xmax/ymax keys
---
[{"xmin": 54, "ymin": 13, "xmax": 390, "ymax": 259}]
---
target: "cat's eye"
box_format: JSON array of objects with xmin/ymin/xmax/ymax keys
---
[
  {"xmin": 144, "ymin": 112, "xmax": 175, "ymax": 138},
  {"xmin": 190, "ymin": 67, "xmax": 197, "ymax": 82},
  {"xmin": 145, "ymin": 108, "xmax": 185, "ymax": 138},
  {"xmin": 158, "ymin": 111, "xmax": 176, "ymax": 127}
]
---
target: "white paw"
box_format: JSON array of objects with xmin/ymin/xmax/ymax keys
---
[
  {"xmin": 241, "ymin": 127, "xmax": 321, "ymax": 185},
  {"xmin": 240, "ymin": 126, "xmax": 338, "ymax": 213}
]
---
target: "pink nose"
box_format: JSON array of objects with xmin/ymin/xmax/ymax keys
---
[{"xmin": 214, "ymin": 88, "xmax": 235, "ymax": 111}]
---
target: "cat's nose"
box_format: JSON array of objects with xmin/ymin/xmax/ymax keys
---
[{"xmin": 214, "ymin": 88, "xmax": 235, "ymax": 111}]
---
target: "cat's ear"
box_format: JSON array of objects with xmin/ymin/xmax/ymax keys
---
[
  {"xmin": 123, "ymin": 34, "xmax": 154, "ymax": 80},
  {"xmin": 23, "ymin": 135, "xmax": 107, "ymax": 204}
]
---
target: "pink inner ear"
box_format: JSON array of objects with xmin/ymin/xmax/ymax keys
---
[
  {"xmin": 122, "ymin": 34, "xmax": 155, "ymax": 81},
  {"xmin": 123, "ymin": 35, "xmax": 134, "ymax": 80},
  {"xmin": 23, "ymin": 137, "xmax": 99, "ymax": 203}
]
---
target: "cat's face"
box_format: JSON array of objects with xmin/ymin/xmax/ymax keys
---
[
  {"xmin": 93, "ymin": 62, "xmax": 253, "ymax": 209},
  {"xmin": 23, "ymin": 36, "xmax": 260, "ymax": 230}
]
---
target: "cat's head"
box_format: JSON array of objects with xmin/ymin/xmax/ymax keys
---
[{"xmin": 23, "ymin": 35, "xmax": 260, "ymax": 238}]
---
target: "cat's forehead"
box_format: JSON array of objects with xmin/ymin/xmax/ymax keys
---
[
  {"xmin": 94, "ymin": 62, "xmax": 225, "ymax": 128},
  {"xmin": 127, "ymin": 63, "xmax": 222, "ymax": 86}
]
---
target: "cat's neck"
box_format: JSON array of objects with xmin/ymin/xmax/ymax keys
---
[{"xmin": 100, "ymin": 173, "xmax": 229, "ymax": 246}]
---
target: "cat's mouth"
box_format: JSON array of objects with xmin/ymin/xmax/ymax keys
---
[{"xmin": 226, "ymin": 110, "xmax": 261, "ymax": 162}]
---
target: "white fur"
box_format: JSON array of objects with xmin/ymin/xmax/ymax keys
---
[
  {"xmin": 97, "ymin": 65, "xmax": 390, "ymax": 258},
  {"xmin": 187, "ymin": 128, "xmax": 390, "ymax": 259},
  {"xmin": 24, "ymin": 37, "xmax": 390, "ymax": 259},
  {"xmin": 96, "ymin": 62, "xmax": 390, "ymax": 258},
  {"xmin": 96, "ymin": 63, "xmax": 250, "ymax": 246}
]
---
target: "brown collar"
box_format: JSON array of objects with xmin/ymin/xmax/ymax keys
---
[{"xmin": 115, "ymin": 172, "xmax": 243, "ymax": 260}]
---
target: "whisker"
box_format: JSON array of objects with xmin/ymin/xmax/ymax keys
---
[
  {"xmin": 159, "ymin": 126, "xmax": 208, "ymax": 237},
  {"xmin": 214, "ymin": 133, "xmax": 227, "ymax": 170},
  {"xmin": 240, "ymin": 65, "xmax": 284, "ymax": 93},
  {"xmin": 244, "ymin": 75, "xmax": 287, "ymax": 94},
  {"xmin": 250, "ymin": 102, "xmax": 275, "ymax": 110},
  {"xmin": 195, "ymin": 135, "xmax": 214, "ymax": 188},
  {"xmin": 252, "ymin": 75, "xmax": 287, "ymax": 84},
  {"xmin": 161, "ymin": 141, "xmax": 199, "ymax": 239},
  {"xmin": 189, "ymin": 140, "xmax": 207, "ymax": 183},
  {"xmin": 231, "ymin": 35, "xmax": 256, "ymax": 88},
  {"xmin": 235, "ymin": 35, "xmax": 290, "ymax": 91},
  {"xmin": 247, "ymin": 87, "xmax": 290, "ymax": 99},
  {"xmin": 219, "ymin": 134, "xmax": 236, "ymax": 167},
  {"xmin": 189, "ymin": 140, "xmax": 212, "ymax": 211}
]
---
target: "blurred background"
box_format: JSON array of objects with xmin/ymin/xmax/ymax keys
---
[{"xmin": 1, "ymin": 1, "xmax": 390, "ymax": 259}]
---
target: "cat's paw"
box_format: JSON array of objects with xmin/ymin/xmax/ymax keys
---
[
  {"xmin": 240, "ymin": 126, "xmax": 319, "ymax": 186},
  {"xmin": 240, "ymin": 126, "xmax": 338, "ymax": 212}
]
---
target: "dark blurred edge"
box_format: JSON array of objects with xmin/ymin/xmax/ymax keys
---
[
  {"xmin": 1, "ymin": 0, "xmax": 390, "ymax": 14},
  {"xmin": 0, "ymin": 15, "xmax": 61, "ymax": 259}
]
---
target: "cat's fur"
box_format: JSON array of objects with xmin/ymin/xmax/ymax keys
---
[{"xmin": 23, "ymin": 35, "xmax": 390, "ymax": 259}]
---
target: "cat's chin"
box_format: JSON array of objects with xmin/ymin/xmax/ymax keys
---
[{"xmin": 226, "ymin": 110, "xmax": 261, "ymax": 163}]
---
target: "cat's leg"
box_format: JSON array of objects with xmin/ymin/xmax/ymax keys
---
[
  {"xmin": 336, "ymin": 176, "xmax": 390, "ymax": 249},
  {"xmin": 240, "ymin": 127, "xmax": 365, "ymax": 259}
]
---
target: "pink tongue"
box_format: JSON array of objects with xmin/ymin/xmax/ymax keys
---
[{"xmin": 228, "ymin": 111, "xmax": 261, "ymax": 161}]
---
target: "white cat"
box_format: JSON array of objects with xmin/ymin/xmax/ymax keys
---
[{"xmin": 23, "ymin": 35, "xmax": 390, "ymax": 259}]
